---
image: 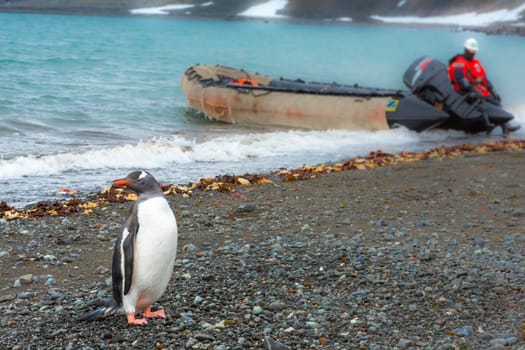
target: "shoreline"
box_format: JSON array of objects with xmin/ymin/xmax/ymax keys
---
[{"xmin": 2, "ymin": 139, "xmax": 524, "ymax": 219}]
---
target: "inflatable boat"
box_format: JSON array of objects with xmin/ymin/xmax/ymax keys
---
[{"xmin": 181, "ymin": 57, "xmax": 518, "ymax": 134}]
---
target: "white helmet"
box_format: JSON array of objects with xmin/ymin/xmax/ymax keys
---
[{"xmin": 464, "ymin": 38, "xmax": 478, "ymax": 51}]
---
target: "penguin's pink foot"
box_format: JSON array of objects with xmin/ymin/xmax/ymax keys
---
[
  {"xmin": 127, "ymin": 313, "xmax": 148, "ymax": 325},
  {"xmin": 144, "ymin": 306, "xmax": 166, "ymax": 319}
]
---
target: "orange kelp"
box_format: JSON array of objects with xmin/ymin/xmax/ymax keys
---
[{"xmin": 2, "ymin": 140, "xmax": 524, "ymax": 221}]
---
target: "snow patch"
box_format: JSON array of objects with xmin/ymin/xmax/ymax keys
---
[
  {"xmin": 397, "ymin": 0, "xmax": 407, "ymax": 8},
  {"xmin": 336, "ymin": 17, "xmax": 353, "ymax": 22},
  {"xmin": 130, "ymin": 4, "xmax": 195, "ymax": 15},
  {"xmin": 239, "ymin": 0, "xmax": 289, "ymax": 19},
  {"xmin": 371, "ymin": 4, "xmax": 525, "ymax": 26}
]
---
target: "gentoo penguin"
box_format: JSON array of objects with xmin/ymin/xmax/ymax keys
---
[{"xmin": 79, "ymin": 170, "xmax": 178, "ymax": 325}]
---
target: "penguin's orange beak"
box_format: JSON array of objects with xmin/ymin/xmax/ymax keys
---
[{"xmin": 113, "ymin": 179, "xmax": 132, "ymax": 187}]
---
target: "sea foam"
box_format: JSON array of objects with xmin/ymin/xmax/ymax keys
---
[
  {"xmin": 508, "ymin": 104, "xmax": 525, "ymax": 128},
  {"xmin": 0, "ymin": 128, "xmax": 432, "ymax": 180}
]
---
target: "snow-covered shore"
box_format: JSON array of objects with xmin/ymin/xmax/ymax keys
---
[
  {"xmin": 128, "ymin": 0, "xmax": 525, "ymax": 29},
  {"xmin": 1, "ymin": 0, "xmax": 524, "ymax": 36},
  {"xmin": 370, "ymin": 3, "xmax": 525, "ymax": 27}
]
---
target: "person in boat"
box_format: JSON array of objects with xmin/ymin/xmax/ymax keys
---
[
  {"xmin": 448, "ymin": 38, "xmax": 520, "ymax": 133},
  {"xmin": 448, "ymin": 38, "xmax": 500, "ymax": 105}
]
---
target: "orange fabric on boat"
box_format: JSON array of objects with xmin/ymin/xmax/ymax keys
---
[{"xmin": 230, "ymin": 78, "xmax": 259, "ymax": 87}]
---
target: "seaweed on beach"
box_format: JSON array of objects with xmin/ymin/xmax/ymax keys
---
[{"xmin": 275, "ymin": 140, "xmax": 525, "ymax": 182}]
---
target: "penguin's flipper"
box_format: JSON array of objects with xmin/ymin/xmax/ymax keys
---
[
  {"xmin": 122, "ymin": 229, "xmax": 136, "ymax": 295},
  {"xmin": 112, "ymin": 207, "xmax": 139, "ymax": 304}
]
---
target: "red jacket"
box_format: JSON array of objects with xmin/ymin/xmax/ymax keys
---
[{"xmin": 448, "ymin": 55, "xmax": 491, "ymax": 97}]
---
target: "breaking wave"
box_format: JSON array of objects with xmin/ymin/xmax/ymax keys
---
[{"xmin": 0, "ymin": 128, "xmax": 438, "ymax": 180}]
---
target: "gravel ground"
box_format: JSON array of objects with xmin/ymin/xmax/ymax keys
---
[{"xmin": 1, "ymin": 150, "xmax": 524, "ymax": 349}]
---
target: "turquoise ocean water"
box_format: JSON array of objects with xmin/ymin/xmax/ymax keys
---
[{"xmin": 1, "ymin": 13, "xmax": 525, "ymax": 207}]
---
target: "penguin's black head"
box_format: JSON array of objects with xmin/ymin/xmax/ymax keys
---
[{"xmin": 113, "ymin": 170, "xmax": 163, "ymax": 196}]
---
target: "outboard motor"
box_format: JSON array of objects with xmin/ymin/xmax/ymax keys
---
[{"xmin": 404, "ymin": 56, "xmax": 515, "ymax": 133}]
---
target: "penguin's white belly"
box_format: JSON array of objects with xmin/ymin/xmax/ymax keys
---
[{"xmin": 124, "ymin": 197, "xmax": 178, "ymax": 312}]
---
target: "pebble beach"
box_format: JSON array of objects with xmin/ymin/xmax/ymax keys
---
[{"xmin": 1, "ymin": 143, "xmax": 524, "ymax": 349}]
